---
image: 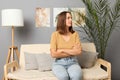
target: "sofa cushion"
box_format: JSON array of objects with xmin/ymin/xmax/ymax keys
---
[
  {"xmin": 77, "ymin": 50, "xmax": 98, "ymax": 68},
  {"xmin": 7, "ymin": 69, "xmax": 58, "ymax": 80},
  {"xmin": 24, "ymin": 52, "xmax": 38, "ymax": 70},
  {"xmin": 82, "ymin": 66, "xmax": 108, "ymax": 79},
  {"xmin": 35, "ymin": 53, "xmax": 54, "ymax": 71},
  {"xmin": 24, "ymin": 52, "xmax": 54, "ymax": 71}
]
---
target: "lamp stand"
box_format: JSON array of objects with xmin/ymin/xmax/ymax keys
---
[
  {"xmin": 2, "ymin": 26, "xmax": 20, "ymax": 80},
  {"xmin": 6, "ymin": 26, "xmax": 20, "ymax": 63}
]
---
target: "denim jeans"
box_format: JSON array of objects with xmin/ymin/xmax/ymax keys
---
[{"xmin": 52, "ymin": 56, "xmax": 82, "ymax": 80}]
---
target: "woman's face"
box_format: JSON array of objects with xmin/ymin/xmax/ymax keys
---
[{"xmin": 66, "ymin": 13, "xmax": 72, "ymax": 27}]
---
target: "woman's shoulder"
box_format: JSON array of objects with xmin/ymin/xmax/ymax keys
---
[
  {"xmin": 73, "ymin": 31, "xmax": 79, "ymax": 35},
  {"xmin": 51, "ymin": 31, "xmax": 59, "ymax": 36},
  {"xmin": 52, "ymin": 31, "xmax": 59, "ymax": 34}
]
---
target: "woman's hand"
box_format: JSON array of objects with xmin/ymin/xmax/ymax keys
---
[
  {"xmin": 57, "ymin": 49, "xmax": 64, "ymax": 53},
  {"xmin": 72, "ymin": 43, "xmax": 81, "ymax": 50},
  {"xmin": 50, "ymin": 49, "xmax": 71, "ymax": 58},
  {"xmin": 61, "ymin": 43, "xmax": 81, "ymax": 56},
  {"xmin": 51, "ymin": 43, "xmax": 82, "ymax": 58}
]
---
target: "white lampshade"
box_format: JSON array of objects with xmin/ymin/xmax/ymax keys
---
[{"xmin": 1, "ymin": 9, "xmax": 24, "ymax": 27}]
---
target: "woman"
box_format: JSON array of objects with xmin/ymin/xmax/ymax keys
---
[{"xmin": 50, "ymin": 11, "xmax": 82, "ymax": 80}]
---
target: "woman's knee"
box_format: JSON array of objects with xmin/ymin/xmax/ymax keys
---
[
  {"xmin": 57, "ymin": 74, "xmax": 69, "ymax": 80},
  {"xmin": 68, "ymin": 64, "xmax": 82, "ymax": 80},
  {"xmin": 69, "ymin": 70, "xmax": 82, "ymax": 80},
  {"xmin": 52, "ymin": 65, "xmax": 69, "ymax": 80},
  {"xmin": 71, "ymin": 72, "xmax": 82, "ymax": 80}
]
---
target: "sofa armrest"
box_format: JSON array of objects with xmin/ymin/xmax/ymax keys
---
[
  {"xmin": 97, "ymin": 58, "xmax": 111, "ymax": 80},
  {"xmin": 4, "ymin": 60, "xmax": 19, "ymax": 80}
]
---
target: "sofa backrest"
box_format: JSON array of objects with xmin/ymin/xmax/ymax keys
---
[{"xmin": 19, "ymin": 43, "xmax": 96, "ymax": 69}]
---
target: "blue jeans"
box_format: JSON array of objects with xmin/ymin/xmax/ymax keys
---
[{"xmin": 52, "ymin": 56, "xmax": 82, "ymax": 80}]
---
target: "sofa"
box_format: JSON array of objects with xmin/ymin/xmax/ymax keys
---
[{"xmin": 4, "ymin": 43, "xmax": 111, "ymax": 80}]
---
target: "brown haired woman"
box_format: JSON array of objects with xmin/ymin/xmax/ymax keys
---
[{"xmin": 50, "ymin": 11, "xmax": 82, "ymax": 80}]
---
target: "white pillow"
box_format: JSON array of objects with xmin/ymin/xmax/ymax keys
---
[
  {"xmin": 24, "ymin": 52, "xmax": 38, "ymax": 70},
  {"xmin": 35, "ymin": 53, "xmax": 54, "ymax": 71}
]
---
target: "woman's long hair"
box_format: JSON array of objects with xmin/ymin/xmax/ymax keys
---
[{"xmin": 56, "ymin": 11, "xmax": 74, "ymax": 35}]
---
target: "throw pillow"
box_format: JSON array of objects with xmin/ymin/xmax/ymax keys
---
[
  {"xmin": 35, "ymin": 53, "xmax": 54, "ymax": 72},
  {"xmin": 24, "ymin": 52, "xmax": 38, "ymax": 70},
  {"xmin": 77, "ymin": 50, "xmax": 98, "ymax": 68}
]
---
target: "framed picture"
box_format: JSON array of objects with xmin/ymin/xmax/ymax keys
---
[
  {"xmin": 35, "ymin": 8, "xmax": 50, "ymax": 27},
  {"xmin": 53, "ymin": 8, "xmax": 85, "ymax": 27}
]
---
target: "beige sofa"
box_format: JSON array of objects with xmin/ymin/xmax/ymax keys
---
[{"xmin": 4, "ymin": 43, "xmax": 111, "ymax": 80}]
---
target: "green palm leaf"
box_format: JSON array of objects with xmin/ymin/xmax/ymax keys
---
[{"xmin": 76, "ymin": 0, "xmax": 120, "ymax": 59}]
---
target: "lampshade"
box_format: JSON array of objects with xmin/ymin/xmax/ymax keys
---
[{"xmin": 1, "ymin": 9, "xmax": 24, "ymax": 27}]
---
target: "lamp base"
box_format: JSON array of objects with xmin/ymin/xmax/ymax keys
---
[
  {"xmin": 6, "ymin": 46, "xmax": 20, "ymax": 63},
  {"xmin": 3, "ymin": 46, "xmax": 20, "ymax": 80}
]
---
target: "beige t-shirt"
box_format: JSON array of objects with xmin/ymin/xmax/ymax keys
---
[{"xmin": 50, "ymin": 31, "xmax": 81, "ymax": 50}]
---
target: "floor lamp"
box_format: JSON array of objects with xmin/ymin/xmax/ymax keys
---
[{"xmin": 1, "ymin": 9, "xmax": 24, "ymax": 80}]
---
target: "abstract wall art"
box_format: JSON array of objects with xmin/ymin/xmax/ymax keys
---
[{"xmin": 35, "ymin": 8, "xmax": 50, "ymax": 27}]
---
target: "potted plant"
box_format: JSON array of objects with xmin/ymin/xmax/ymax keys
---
[{"xmin": 71, "ymin": 0, "xmax": 120, "ymax": 59}]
